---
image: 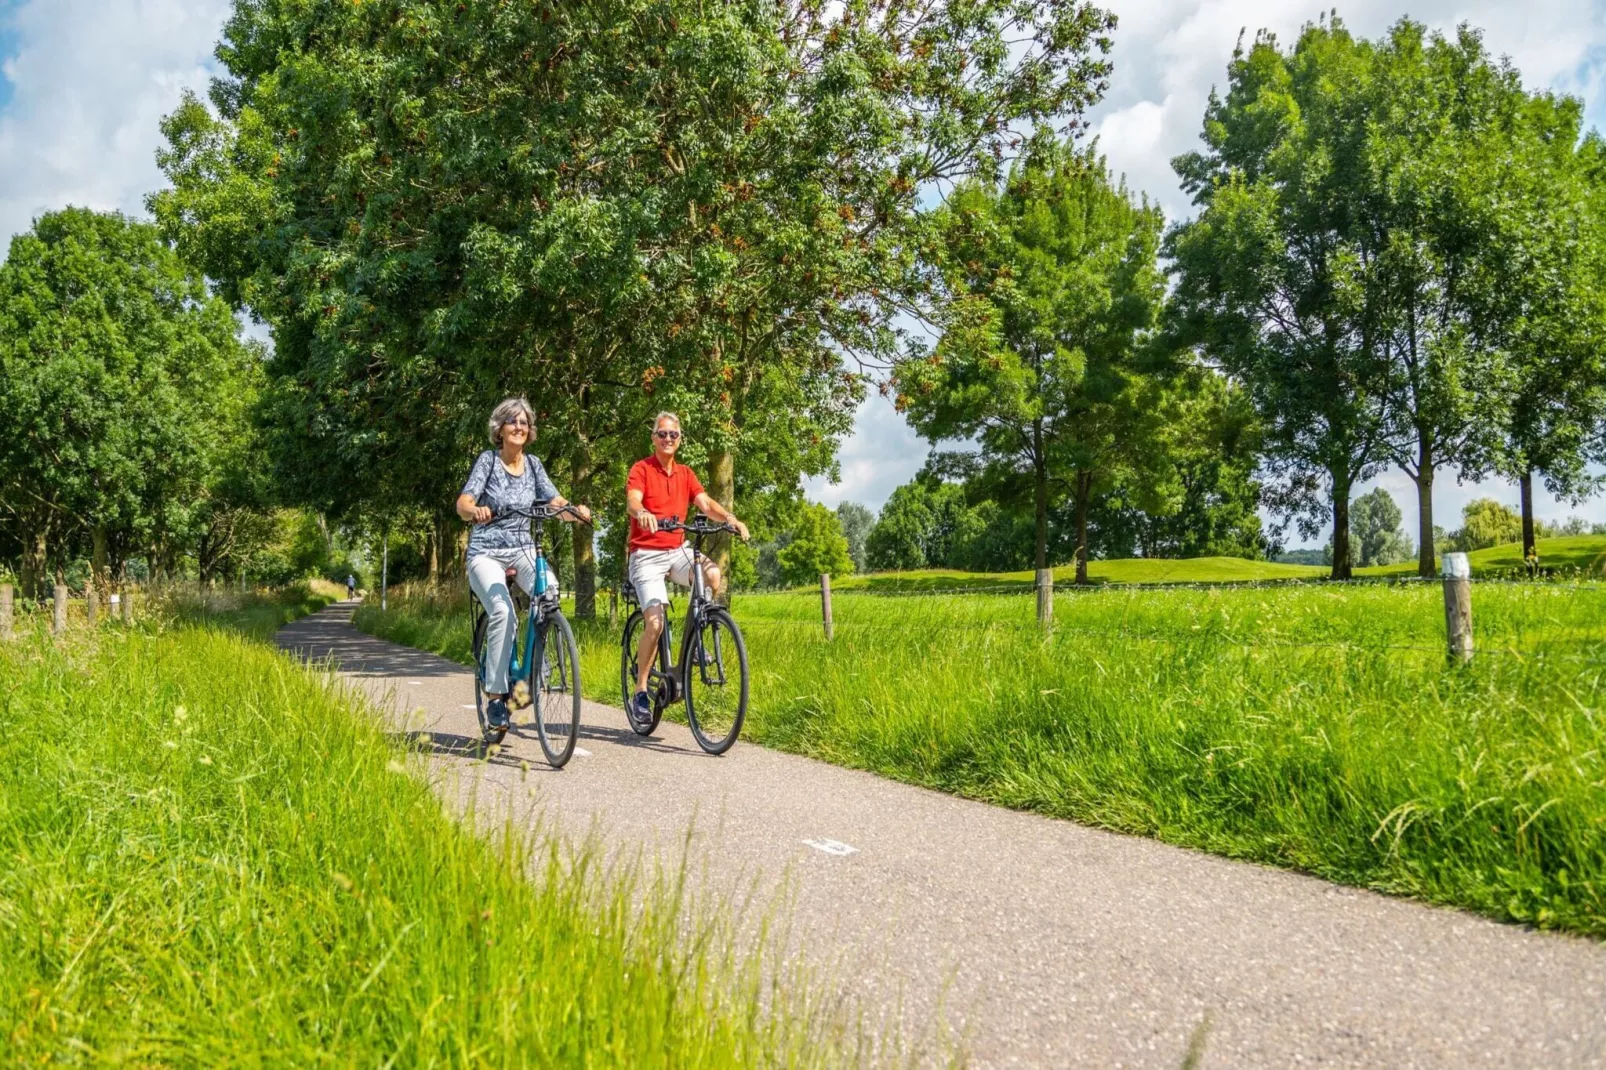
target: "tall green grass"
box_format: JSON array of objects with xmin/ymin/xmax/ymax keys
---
[
  {"xmin": 0, "ymin": 617, "xmax": 854, "ymax": 1063},
  {"xmin": 361, "ymin": 580, "xmax": 1606, "ymax": 936}
]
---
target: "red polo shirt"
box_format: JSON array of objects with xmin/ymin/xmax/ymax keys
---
[{"xmin": 626, "ymin": 454, "xmax": 705, "ymax": 551}]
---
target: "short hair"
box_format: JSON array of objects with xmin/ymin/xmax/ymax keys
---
[
  {"xmin": 488, "ymin": 396, "xmax": 535, "ymax": 447},
  {"xmin": 652, "ymin": 411, "xmax": 681, "ymax": 430}
]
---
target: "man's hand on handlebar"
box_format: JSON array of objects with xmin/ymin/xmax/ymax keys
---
[{"xmin": 633, "ymin": 508, "xmax": 659, "ymax": 535}]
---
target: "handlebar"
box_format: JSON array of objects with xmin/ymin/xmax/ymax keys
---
[
  {"xmin": 655, "ymin": 514, "xmax": 737, "ymax": 537},
  {"xmin": 493, "ymin": 502, "xmax": 593, "ymax": 525}
]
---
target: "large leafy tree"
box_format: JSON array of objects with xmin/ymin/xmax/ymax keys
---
[
  {"xmin": 1167, "ymin": 20, "xmax": 1389, "ymax": 580},
  {"xmin": 152, "ymin": 0, "xmax": 1120, "ymax": 609},
  {"xmin": 894, "ymin": 136, "xmax": 1166, "ymax": 582},
  {"xmin": 0, "ymin": 208, "xmax": 255, "ymax": 598}
]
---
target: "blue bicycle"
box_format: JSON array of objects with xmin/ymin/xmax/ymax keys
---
[{"xmin": 469, "ymin": 502, "xmax": 588, "ymax": 766}]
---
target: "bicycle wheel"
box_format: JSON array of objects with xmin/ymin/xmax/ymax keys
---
[
  {"xmin": 535, "ymin": 612, "xmax": 582, "ymax": 767},
  {"xmin": 682, "ymin": 607, "xmax": 748, "ymax": 755},
  {"xmin": 619, "ymin": 610, "xmax": 663, "ymax": 736},
  {"xmin": 471, "ymin": 609, "xmax": 505, "ymax": 745}
]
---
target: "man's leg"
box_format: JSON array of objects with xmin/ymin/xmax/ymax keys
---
[{"xmin": 635, "ymin": 603, "xmax": 665, "ymax": 695}]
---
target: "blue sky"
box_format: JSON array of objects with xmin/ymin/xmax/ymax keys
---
[{"xmin": 2, "ymin": 1, "xmax": 1604, "ymax": 541}]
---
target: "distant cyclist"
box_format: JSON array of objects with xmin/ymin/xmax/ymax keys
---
[
  {"xmin": 625, "ymin": 411, "xmax": 748, "ymax": 731},
  {"xmin": 455, "ymin": 397, "xmax": 591, "ymax": 733},
  {"xmin": 346, "ymin": 573, "xmax": 356, "ymax": 600}
]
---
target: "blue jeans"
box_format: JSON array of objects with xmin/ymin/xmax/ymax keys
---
[{"xmin": 467, "ymin": 547, "xmax": 558, "ymax": 695}]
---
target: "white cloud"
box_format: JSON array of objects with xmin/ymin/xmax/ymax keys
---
[{"xmin": 0, "ymin": 0, "xmax": 229, "ymax": 248}]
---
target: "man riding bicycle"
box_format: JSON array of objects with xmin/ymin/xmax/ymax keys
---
[
  {"xmin": 455, "ymin": 396, "xmax": 591, "ymax": 733},
  {"xmin": 626, "ymin": 411, "xmax": 749, "ymax": 731}
]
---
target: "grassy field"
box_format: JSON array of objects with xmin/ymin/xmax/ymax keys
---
[
  {"xmin": 828, "ymin": 534, "xmax": 1606, "ymax": 591},
  {"xmin": 360, "ymin": 578, "xmax": 1606, "ymax": 937},
  {"xmin": 0, "ymin": 594, "xmax": 854, "ymax": 1063}
]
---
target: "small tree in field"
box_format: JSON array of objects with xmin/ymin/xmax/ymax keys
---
[
  {"xmin": 1350, "ymin": 488, "xmax": 1413, "ymax": 567},
  {"xmin": 777, "ymin": 503, "xmax": 854, "ymax": 587}
]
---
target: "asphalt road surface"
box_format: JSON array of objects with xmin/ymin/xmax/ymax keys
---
[{"xmin": 278, "ymin": 602, "xmax": 1606, "ymax": 1068}]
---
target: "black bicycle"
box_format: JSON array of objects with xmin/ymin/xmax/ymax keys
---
[
  {"xmin": 469, "ymin": 502, "xmax": 589, "ymax": 766},
  {"xmin": 619, "ymin": 516, "xmax": 750, "ymax": 754}
]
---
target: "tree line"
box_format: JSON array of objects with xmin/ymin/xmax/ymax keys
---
[{"xmin": 3, "ymin": 7, "xmax": 1602, "ymax": 595}]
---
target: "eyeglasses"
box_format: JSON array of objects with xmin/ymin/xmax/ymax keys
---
[
  {"xmin": 503, "ymin": 417, "xmax": 531, "ymax": 428},
  {"xmin": 654, "ymin": 429, "xmax": 682, "ymax": 440}
]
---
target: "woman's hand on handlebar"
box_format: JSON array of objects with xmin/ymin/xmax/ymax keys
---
[{"xmin": 566, "ymin": 504, "xmax": 593, "ymax": 525}]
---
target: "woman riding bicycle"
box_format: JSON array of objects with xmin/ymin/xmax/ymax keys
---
[{"xmin": 455, "ymin": 397, "xmax": 591, "ymax": 733}]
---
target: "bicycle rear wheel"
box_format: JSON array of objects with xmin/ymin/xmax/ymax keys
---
[
  {"xmin": 535, "ymin": 611, "xmax": 582, "ymax": 767},
  {"xmin": 471, "ymin": 608, "xmax": 505, "ymax": 745},
  {"xmin": 619, "ymin": 610, "xmax": 663, "ymax": 736},
  {"xmin": 683, "ymin": 607, "xmax": 748, "ymax": 755}
]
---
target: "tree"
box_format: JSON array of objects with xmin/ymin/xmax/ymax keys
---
[
  {"xmin": 865, "ymin": 478, "xmax": 966, "ymax": 571},
  {"xmin": 153, "ymin": 0, "xmax": 1122, "ymax": 608},
  {"xmin": 1449, "ymin": 498, "xmax": 1523, "ymax": 552},
  {"xmin": 894, "ymin": 136, "xmax": 1166, "ymax": 582},
  {"xmin": 1168, "ymin": 19, "xmax": 1391, "ymax": 580},
  {"xmin": 776, "ymin": 503, "xmax": 854, "ymax": 587},
  {"xmin": 836, "ymin": 502, "xmax": 875, "ymax": 573},
  {"xmin": 0, "ymin": 208, "xmax": 255, "ymax": 598},
  {"xmin": 1350, "ymin": 488, "xmax": 1413, "ymax": 567}
]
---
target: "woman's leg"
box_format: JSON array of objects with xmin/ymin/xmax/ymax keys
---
[{"xmin": 467, "ymin": 554, "xmax": 517, "ymax": 695}]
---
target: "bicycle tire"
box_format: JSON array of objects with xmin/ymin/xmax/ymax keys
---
[
  {"xmin": 682, "ymin": 606, "xmax": 748, "ymax": 755},
  {"xmin": 619, "ymin": 610, "xmax": 663, "ymax": 735},
  {"xmin": 535, "ymin": 611, "xmax": 581, "ymax": 767},
  {"xmin": 471, "ymin": 609, "xmax": 505, "ymax": 746}
]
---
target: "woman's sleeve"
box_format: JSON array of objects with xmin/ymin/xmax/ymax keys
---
[
  {"xmin": 530, "ymin": 456, "xmax": 559, "ymax": 501},
  {"xmin": 459, "ymin": 451, "xmax": 492, "ymax": 500}
]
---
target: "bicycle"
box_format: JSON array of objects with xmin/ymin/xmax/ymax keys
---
[
  {"xmin": 619, "ymin": 516, "xmax": 750, "ymax": 754},
  {"xmin": 469, "ymin": 502, "xmax": 589, "ymax": 766}
]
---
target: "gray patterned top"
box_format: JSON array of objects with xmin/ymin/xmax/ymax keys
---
[{"xmin": 460, "ymin": 450, "xmax": 559, "ymax": 558}]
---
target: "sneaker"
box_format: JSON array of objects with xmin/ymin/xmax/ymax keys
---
[
  {"xmin": 630, "ymin": 691, "xmax": 655, "ymax": 731},
  {"xmin": 486, "ymin": 698, "xmax": 511, "ymax": 731}
]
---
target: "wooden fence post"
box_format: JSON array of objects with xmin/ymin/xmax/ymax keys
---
[
  {"xmin": 122, "ymin": 587, "xmax": 135, "ymax": 625},
  {"xmin": 53, "ymin": 584, "xmax": 68, "ymax": 636},
  {"xmin": 1442, "ymin": 552, "xmax": 1473, "ymax": 664},
  {"xmin": 86, "ymin": 584, "xmax": 99, "ymax": 626},
  {"xmin": 1036, "ymin": 568, "xmax": 1053, "ymax": 630},
  {"xmin": 0, "ymin": 584, "xmax": 12, "ymax": 641},
  {"xmin": 820, "ymin": 573, "xmax": 834, "ymax": 641},
  {"xmin": 380, "ymin": 536, "xmax": 389, "ymax": 612}
]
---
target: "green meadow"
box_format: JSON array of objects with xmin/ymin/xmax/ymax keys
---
[{"xmin": 360, "ymin": 569, "xmax": 1606, "ymax": 937}]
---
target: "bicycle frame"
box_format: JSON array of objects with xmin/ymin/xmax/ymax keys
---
[
  {"xmin": 638, "ymin": 523, "xmax": 727, "ymax": 705},
  {"xmin": 473, "ymin": 507, "xmax": 572, "ymax": 691}
]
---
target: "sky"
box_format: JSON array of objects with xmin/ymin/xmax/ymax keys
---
[{"xmin": 2, "ymin": 0, "xmax": 1604, "ymax": 542}]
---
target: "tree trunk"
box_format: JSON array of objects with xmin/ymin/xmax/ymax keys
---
[
  {"xmin": 1032, "ymin": 420, "xmax": 1048, "ymax": 572},
  {"xmin": 91, "ymin": 525, "xmax": 110, "ymax": 599},
  {"xmin": 20, "ymin": 524, "xmax": 48, "ymax": 601},
  {"xmin": 1519, "ymin": 470, "xmax": 1536, "ymax": 563},
  {"xmin": 1074, "ymin": 471, "xmax": 1091, "ymax": 586},
  {"xmin": 570, "ymin": 451, "xmax": 597, "ymax": 619},
  {"xmin": 1329, "ymin": 472, "xmax": 1353, "ymax": 581},
  {"xmin": 426, "ymin": 525, "xmax": 440, "ymax": 583},
  {"xmin": 1414, "ymin": 444, "xmax": 1436, "ymax": 579},
  {"xmin": 433, "ymin": 512, "xmax": 460, "ymax": 582},
  {"xmin": 707, "ymin": 447, "xmax": 736, "ymax": 604}
]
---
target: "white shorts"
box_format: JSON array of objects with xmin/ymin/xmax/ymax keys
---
[{"xmin": 628, "ymin": 545, "xmax": 704, "ymax": 608}]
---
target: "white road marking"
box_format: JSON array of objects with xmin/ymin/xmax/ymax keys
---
[
  {"xmin": 407, "ymin": 681, "xmax": 422, "ymax": 685},
  {"xmin": 461, "ymin": 704, "xmax": 477, "ymax": 710},
  {"xmin": 802, "ymin": 838, "xmax": 859, "ymax": 857},
  {"xmin": 573, "ymin": 747, "xmax": 592, "ymax": 757}
]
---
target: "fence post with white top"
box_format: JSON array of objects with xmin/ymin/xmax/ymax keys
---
[{"xmin": 1442, "ymin": 552, "xmax": 1473, "ymax": 664}]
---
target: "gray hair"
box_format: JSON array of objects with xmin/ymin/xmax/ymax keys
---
[
  {"xmin": 488, "ymin": 396, "xmax": 535, "ymax": 447},
  {"xmin": 652, "ymin": 411, "xmax": 682, "ymax": 431}
]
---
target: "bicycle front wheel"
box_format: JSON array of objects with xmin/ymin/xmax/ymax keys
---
[
  {"xmin": 535, "ymin": 611, "xmax": 582, "ymax": 767},
  {"xmin": 683, "ymin": 607, "xmax": 748, "ymax": 754}
]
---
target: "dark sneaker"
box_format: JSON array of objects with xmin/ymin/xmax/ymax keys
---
[
  {"xmin": 630, "ymin": 691, "xmax": 655, "ymax": 731},
  {"xmin": 486, "ymin": 698, "xmax": 511, "ymax": 731}
]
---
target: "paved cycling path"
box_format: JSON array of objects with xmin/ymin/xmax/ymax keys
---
[{"xmin": 278, "ymin": 603, "xmax": 1606, "ymax": 1068}]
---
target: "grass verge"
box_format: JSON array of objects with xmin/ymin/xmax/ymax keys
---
[
  {"xmin": 0, "ymin": 612, "xmax": 851, "ymax": 1063},
  {"xmin": 359, "ymin": 580, "xmax": 1606, "ymax": 937}
]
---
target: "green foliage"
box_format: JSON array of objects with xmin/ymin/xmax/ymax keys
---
[
  {"xmin": 1350, "ymin": 488, "xmax": 1413, "ymax": 567},
  {"xmin": 835, "ymin": 502, "xmax": 875, "ymax": 573},
  {"xmin": 1450, "ymin": 498, "xmax": 1525, "ymax": 553},
  {"xmin": 894, "ymin": 135, "xmax": 1166, "ymax": 576},
  {"xmin": 0, "ymin": 624, "xmax": 848, "ymax": 1063},
  {"xmin": 865, "ymin": 479, "xmax": 966, "ymax": 571},
  {"xmin": 776, "ymin": 503, "xmax": 854, "ymax": 586},
  {"xmin": 0, "ymin": 208, "xmax": 257, "ymax": 596}
]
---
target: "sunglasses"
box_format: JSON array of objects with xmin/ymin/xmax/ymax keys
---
[
  {"xmin": 654, "ymin": 429, "xmax": 682, "ymax": 440},
  {"xmin": 503, "ymin": 417, "xmax": 531, "ymax": 428}
]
